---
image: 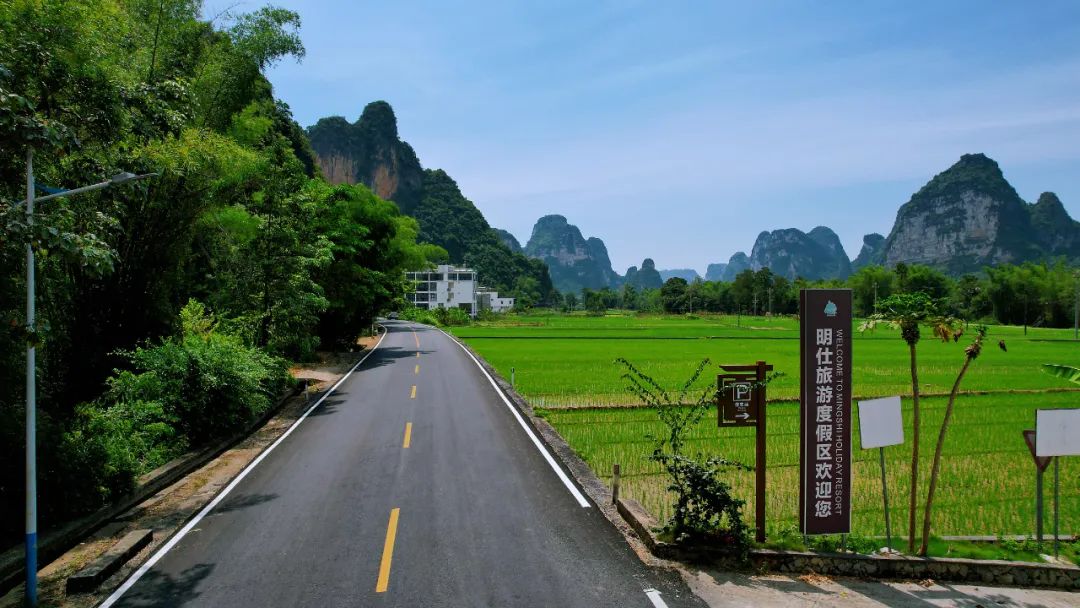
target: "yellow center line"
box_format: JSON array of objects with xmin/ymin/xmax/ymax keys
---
[
  {"xmin": 413, "ymin": 331, "xmax": 419, "ymax": 348},
  {"xmin": 414, "ymin": 364, "xmax": 419, "ymax": 375},
  {"xmin": 402, "ymin": 422, "xmax": 412, "ymax": 448},
  {"xmin": 375, "ymin": 508, "xmax": 400, "ymax": 593},
  {"xmin": 415, "ymin": 351, "xmax": 419, "ymax": 359},
  {"xmin": 410, "ymin": 385, "xmax": 416, "ymax": 399}
]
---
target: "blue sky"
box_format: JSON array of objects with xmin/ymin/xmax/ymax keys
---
[{"xmin": 206, "ymin": 1, "xmax": 1080, "ymax": 274}]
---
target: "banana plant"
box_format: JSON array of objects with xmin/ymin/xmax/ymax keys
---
[{"xmin": 1041, "ymin": 364, "xmax": 1080, "ymax": 385}]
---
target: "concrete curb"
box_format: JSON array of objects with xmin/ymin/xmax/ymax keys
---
[
  {"xmin": 0, "ymin": 353, "xmax": 348, "ymax": 595},
  {"xmin": 65, "ymin": 530, "xmax": 152, "ymax": 594},
  {"xmin": 616, "ymin": 489, "xmax": 1080, "ymax": 591}
]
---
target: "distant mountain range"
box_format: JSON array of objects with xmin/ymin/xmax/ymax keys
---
[
  {"xmin": 518, "ymin": 153, "xmax": 1080, "ymax": 292},
  {"xmin": 659, "ymin": 268, "xmax": 701, "ymax": 282},
  {"xmin": 306, "ymin": 106, "xmax": 1079, "ymax": 296}
]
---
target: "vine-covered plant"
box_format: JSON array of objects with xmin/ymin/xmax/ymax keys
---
[{"xmin": 616, "ymin": 357, "xmax": 752, "ymax": 558}]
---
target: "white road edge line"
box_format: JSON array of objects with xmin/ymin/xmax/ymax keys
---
[
  {"xmin": 437, "ymin": 326, "xmax": 591, "ymax": 508},
  {"xmin": 644, "ymin": 588, "xmax": 669, "ymax": 608},
  {"xmin": 98, "ymin": 328, "xmax": 389, "ymax": 608}
]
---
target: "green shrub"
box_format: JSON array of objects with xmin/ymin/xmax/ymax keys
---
[
  {"xmin": 398, "ymin": 305, "xmax": 471, "ymax": 327},
  {"xmin": 108, "ymin": 301, "xmax": 292, "ymax": 446},
  {"xmin": 55, "ymin": 399, "xmax": 183, "ymax": 510},
  {"xmin": 399, "ymin": 305, "xmax": 439, "ymax": 326},
  {"xmin": 616, "ymin": 356, "xmax": 752, "ymax": 558},
  {"xmin": 433, "ymin": 306, "xmax": 471, "ymax": 327}
]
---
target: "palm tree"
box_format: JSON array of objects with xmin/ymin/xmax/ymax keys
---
[
  {"xmin": 861, "ymin": 292, "xmax": 957, "ymax": 553},
  {"xmin": 919, "ymin": 326, "xmax": 987, "ymax": 555}
]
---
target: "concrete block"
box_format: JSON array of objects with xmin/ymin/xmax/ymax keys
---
[{"xmin": 66, "ymin": 529, "xmax": 152, "ymax": 594}]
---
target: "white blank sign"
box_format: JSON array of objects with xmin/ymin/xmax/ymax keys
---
[
  {"xmin": 858, "ymin": 396, "xmax": 904, "ymax": 449},
  {"xmin": 1036, "ymin": 408, "xmax": 1080, "ymax": 456}
]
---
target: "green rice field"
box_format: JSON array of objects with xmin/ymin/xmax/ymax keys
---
[{"xmin": 453, "ymin": 311, "xmax": 1080, "ymax": 542}]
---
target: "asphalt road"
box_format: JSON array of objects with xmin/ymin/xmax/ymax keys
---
[{"xmin": 101, "ymin": 321, "xmax": 705, "ymax": 608}]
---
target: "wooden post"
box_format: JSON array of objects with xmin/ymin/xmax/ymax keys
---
[
  {"xmin": 879, "ymin": 447, "xmax": 892, "ymax": 553},
  {"xmin": 1036, "ymin": 465, "xmax": 1044, "ymax": 544},
  {"xmin": 612, "ymin": 463, "xmax": 621, "ymax": 505},
  {"xmin": 755, "ymin": 360, "xmax": 767, "ymax": 543}
]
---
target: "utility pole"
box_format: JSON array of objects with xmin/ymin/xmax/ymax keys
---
[
  {"xmin": 1024, "ymin": 294, "xmax": 1029, "ymax": 336},
  {"xmin": 24, "ymin": 149, "xmax": 36, "ymax": 608},
  {"xmin": 767, "ymin": 288, "xmax": 773, "ymax": 316},
  {"xmin": 873, "ymin": 280, "xmax": 878, "ymax": 312},
  {"xmin": 1074, "ymin": 271, "xmax": 1079, "ymax": 341},
  {"xmin": 752, "ymin": 294, "xmax": 759, "ymax": 317},
  {"xmin": 21, "ymin": 150, "xmax": 154, "ymax": 607}
]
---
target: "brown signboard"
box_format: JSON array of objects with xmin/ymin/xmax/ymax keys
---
[
  {"xmin": 1022, "ymin": 430, "xmax": 1053, "ymax": 472},
  {"xmin": 799, "ymin": 289, "xmax": 852, "ymax": 535},
  {"xmin": 718, "ymin": 374, "xmax": 758, "ymax": 426}
]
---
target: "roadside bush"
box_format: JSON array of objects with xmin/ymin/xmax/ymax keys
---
[
  {"xmin": 52, "ymin": 399, "xmax": 182, "ymax": 513},
  {"xmin": 616, "ymin": 357, "xmax": 753, "ymax": 558},
  {"xmin": 399, "ymin": 305, "xmax": 439, "ymax": 326},
  {"xmin": 433, "ymin": 306, "xmax": 471, "ymax": 327},
  {"xmin": 107, "ymin": 301, "xmax": 292, "ymax": 446},
  {"xmin": 474, "ymin": 307, "xmax": 499, "ymax": 322},
  {"xmin": 398, "ymin": 305, "xmax": 471, "ymax": 327}
]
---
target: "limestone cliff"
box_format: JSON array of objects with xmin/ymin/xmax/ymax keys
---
[
  {"xmin": 879, "ymin": 154, "xmax": 1057, "ymax": 273},
  {"xmin": 494, "ymin": 228, "xmax": 523, "ymax": 253},
  {"xmin": 307, "ymin": 101, "xmax": 424, "ymax": 215},
  {"xmin": 721, "ymin": 252, "xmax": 752, "ymax": 281},
  {"xmin": 626, "ymin": 258, "xmax": 664, "ymax": 289},
  {"xmin": 852, "ymin": 233, "xmax": 885, "ymax": 270},
  {"xmin": 659, "ymin": 268, "xmax": 701, "ymax": 282},
  {"xmin": 524, "ymin": 215, "xmax": 620, "ymax": 293},
  {"xmin": 705, "ymin": 263, "xmax": 728, "ymax": 282},
  {"xmin": 746, "ymin": 226, "xmax": 851, "ymax": 280}
]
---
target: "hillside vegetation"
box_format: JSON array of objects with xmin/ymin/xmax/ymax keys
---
[{"xmin": 0, "ymin": 1, "xmax": 442, "ymax": 541}]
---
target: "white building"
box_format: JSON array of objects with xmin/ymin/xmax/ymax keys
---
[
  {"xmin": 477, "ymin": 289, "xmax": 515, "ymax": 313},
  {"xmin": 404, "ymin": 265, "xmax": 515, "ymax": 317},
  {"xmin": 405, "ymin": 265, "xmax": 477, "ymax": 316}
]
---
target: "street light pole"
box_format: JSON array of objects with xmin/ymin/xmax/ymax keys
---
[
  {"xmin": 25, "ymin": 148, "xmax": 37, "ymax": 607},
  {"xmin": 22, "ymin": 150, "xmax": 154, "ymax": 607},
  {"xmin": 1073, "ymin": 271, "xmax": 1078, "ymax": 341}
]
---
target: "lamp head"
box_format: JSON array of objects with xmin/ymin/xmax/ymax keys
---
[{"xmin": 110, "ymin": 171, "xmax": 157, "ymax": 184}]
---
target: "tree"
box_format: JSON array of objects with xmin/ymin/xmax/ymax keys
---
[
  {"xmin": 848, "ymin": 265, "xmax": 894, "ymax": 317},
  {"xmin": 582, "ymin": 288, "xmax": 606, "ymax": 315},
  {"xmin": 563, "ymin": 292, "xmax": 579, "ymax": 312},
  {"xmin": 621, "ymin": 283, "xmax": 639, "ymax": 310},
  {"xmin": 861, "ymin": 292, "xmax": 958, "ymax": 553},
  {"xmin": 661, "ymin": 277, "xmax": 689, "ymax": 313},
  {"xmin": 920, "ymin": 326, "xmax": 988, "ymax": 555}
]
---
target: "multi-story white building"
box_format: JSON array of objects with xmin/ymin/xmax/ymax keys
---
[
  {"xmin": 405, "ymin": 265, "xmax": 477, "ymax": 316},
  {"xmin": 404, "ymin": 265, "xmax": 515, "ymax": 317}
]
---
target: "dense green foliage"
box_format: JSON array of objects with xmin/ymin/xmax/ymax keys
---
[
  {"xmin": 0, "ymin": 1, "xmax": 440, "ymax": 540},
  {"xmin": 562, "ymin": 260, "xmax": 1080, "ymax": 329}
]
